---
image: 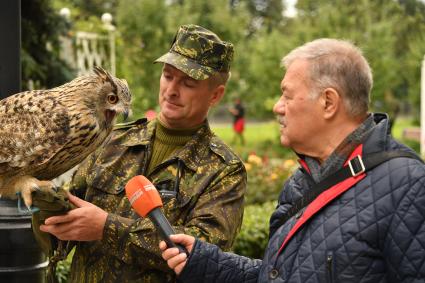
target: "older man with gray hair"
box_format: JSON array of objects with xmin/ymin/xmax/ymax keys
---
[{"xmin": 160, "ymin": 38, "xmax": 425, "ymax": 283}]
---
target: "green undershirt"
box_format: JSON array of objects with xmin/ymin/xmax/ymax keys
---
[{"xmin": 147, "ymin": 119, "xmax": 202, "ymax": 175}]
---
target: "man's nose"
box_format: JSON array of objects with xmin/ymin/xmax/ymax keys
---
[
  {"xmin": 273, "ymin": 98, "xmax": 285, "ymax": 114},
  {"xmin": 165, "ymin": 80, "xmax": 179, "ymax": 97}
]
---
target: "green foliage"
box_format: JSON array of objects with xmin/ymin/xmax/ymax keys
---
[
  {"xmin": 52, "ymin": 0, "xmax": 111, "ymax": 32},
  {"xmin": 244, "ymin": 154, "xmax": 296, "ymax": 205},
  {"xmin": 56, "ymin": 260, "xmax": 71, "ymax": 283},
  {"xmin": 392, "ymin": 116, "xmax": 421, "ymax": 154},
  {"xmin": 242, "ymin": 0, "xmax": 285, "ymax": 33},
  {"xmin": 67, "ymin": 0, "xmax": 117, "ymax": 20},
  {"xmin": 233, "ymin": 201, "xmax": 276, "ymax": 258},
  {"xmin": 21, "ymin": 0, "xmax": 74, "ymax": 90},
  {"xmin": 116, "ymin": 0, "xmax": 170, "ymax": 117},
  {"xmin": 238, "ymin": 30, "xmax": 294, "ymax": 118},
  {"xmin": 55, "ymin": 248, "xmax": 74, "ymax": 283},
  {"xmin": 291, "ymin": 0, "xmax": 425, "ymax": 119}
]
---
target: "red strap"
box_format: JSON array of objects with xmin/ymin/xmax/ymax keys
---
[
  {"xmin": 278, "ymin": 144, "xmax": 365, "ymax": 255},
  {"xmin": 298, "ymin": 158, "xmax": 311, "ymax": 174}
]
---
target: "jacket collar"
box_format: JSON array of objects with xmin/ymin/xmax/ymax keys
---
[
  {"xmin": 297, "ymin": 112, "xmax": 390, "ymax": 171},
  {"xmin": 113, "ymin": 119, "xmax": 155, "ymax": 147},
  {"xmin": 362, "ymin": 113, "xmax": 390, "ymax": 154}
]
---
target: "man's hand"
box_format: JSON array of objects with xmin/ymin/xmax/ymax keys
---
[
  {"xmin": 160, "ymin": 234, "xmax": 195, "ymax": 275},
  {"xmin": 40, "ymin": 193, "xmax": 108, "ymax": 241}
]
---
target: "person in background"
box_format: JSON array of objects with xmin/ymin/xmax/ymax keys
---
[
  {"xmin": 160, "ymin": 38, "xmax": 425, "ymax": 283},
  {"xmin": 229, "ymin": 97, "xmax": 245, "ymax": 145},
  {"xmin": 36, "ymin": 24, "xmax": 247, "ymax": 283}
]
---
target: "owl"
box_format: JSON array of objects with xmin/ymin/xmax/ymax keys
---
[{"xmin": 0, "ymin": 67, "xmax": 132, "ymax": 209}]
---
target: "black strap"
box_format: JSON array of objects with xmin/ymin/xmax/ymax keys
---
[{"xmin": 276, "ymin": 150, "xmax": 423, "ymax": 228}]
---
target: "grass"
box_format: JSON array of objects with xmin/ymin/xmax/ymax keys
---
[
  {"xmin": 392, "ymin": 116, "xmax": 414, "ymax": 140},
  {"xmin": 392, "ymin": 116, "xmax": 421, "ymax": 154},
  {"xmin": 210, "ymin": 116, "xmax": 421, "ymax": 160},
  {"xmin": 210, "ymin": 121, "xmax": 294, "ymax": 160},
  {"xmin": 211, "ymin": 121, "xmax": 279, "ymax": 146}
]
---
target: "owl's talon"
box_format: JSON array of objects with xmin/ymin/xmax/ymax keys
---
[
  {"xmin": 15, "ymin": 192, "xmax": 33, "ymax": 214},
  {"xmin": 30, "ymin": 206, "xmax": 40, "ymax": 213}
]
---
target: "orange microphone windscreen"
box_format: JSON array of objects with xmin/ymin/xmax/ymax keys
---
[{"xmin": 125, "ymin": 175, "xmax": 163, "ymax": 217}]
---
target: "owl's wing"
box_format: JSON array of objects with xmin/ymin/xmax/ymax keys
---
[{"xmin": 0, "ymin": 107, "xmax": 71, "ymax": 175}]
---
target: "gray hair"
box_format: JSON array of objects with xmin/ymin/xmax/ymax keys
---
[{"xmin": 281, "ymin": 38, "xmax": 372, "ymax": 117}]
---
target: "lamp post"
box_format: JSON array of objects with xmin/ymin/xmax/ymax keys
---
[{"xmin": 0, "ymin": 0, "xmax": 21, "ymax": 99}]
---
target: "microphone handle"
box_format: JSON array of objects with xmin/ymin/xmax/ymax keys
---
[{"xmin": 148, "ymin": 208, "xmax": 189, "ymax": 256}]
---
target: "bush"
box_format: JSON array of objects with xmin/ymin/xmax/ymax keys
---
[
  {"xmin": 244, "ymin": 153, "xmax": 297, "ymax": 205},
  {"xmin": 56, "ymin": 260, "xmax": 71, "ymax": 283},
  {"xmin": 55, "ymin": 248, "xmax": 74, "ymax": 282},
  {"xmin": 233, "ymin": 201, "xmax": 277, "ymax": 259}
]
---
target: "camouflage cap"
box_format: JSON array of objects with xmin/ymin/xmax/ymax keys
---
[{"xmin": 155, "ymin": 24, "xmax": 234, "ymax": 80}]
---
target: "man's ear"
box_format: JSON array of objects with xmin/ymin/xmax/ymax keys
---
[
  {"xmin": 320, "ymin": 87, "xmax": 340, "ymax": 119},
  {"xmin": 209, "ymin": 85, "xmax": 225, "ymax": 107}
]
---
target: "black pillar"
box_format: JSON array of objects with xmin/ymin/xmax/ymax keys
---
[
  {"xmin": 0, "ymin": 0, "xmax": 21, "ymax": 98},
  {"xmin": 0, "ymin": 1, "xmax": 48, "ymax": 282}
]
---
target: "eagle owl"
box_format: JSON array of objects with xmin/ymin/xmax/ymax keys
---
[{"xmin": 0, "ymin": 67, "xmax": 131, "ymax": 209}]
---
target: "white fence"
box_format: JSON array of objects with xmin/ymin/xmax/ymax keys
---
[{"xmin": 60, "ymin": 29, "xmax": 115, "ymax": 76}]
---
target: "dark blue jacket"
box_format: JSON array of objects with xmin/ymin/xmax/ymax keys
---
[{"xmin": 178, "ymin": 114, "xmax": 425, "ymax": 283}]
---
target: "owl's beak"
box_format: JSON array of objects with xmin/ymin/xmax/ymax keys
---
[{"xmin": 123, "ymin": 109, "xmax": 130, "ymax": 121}]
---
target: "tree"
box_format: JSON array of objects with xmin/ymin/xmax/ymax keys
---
[
  {"xmin": 21, "ymin": 0, "xmax": 73, "ymax": 90},
  {"xmin": 116, "ymin": 0, "xmax": 170, "ymax": 117},
  {"xmin": 241, "ymin": 0, "xmax": 285, "ymax": 34},
  {"xmin": 287, "ymin": 0, "xmax": 425, "ymax": 123}
]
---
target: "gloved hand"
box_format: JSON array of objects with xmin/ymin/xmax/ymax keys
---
[{"xmin": 31, "ymin": 187, "xmax": 75, "ymax": 256}]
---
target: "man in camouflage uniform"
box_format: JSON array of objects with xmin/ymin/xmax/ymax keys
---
[{"xmin": 38, "ymin": 24, "xmax": 246, "ymax": 282}]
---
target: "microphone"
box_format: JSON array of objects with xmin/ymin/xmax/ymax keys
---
[{"xmin": 125, "ymin": 175, "xmax": 188, "ymax": 255}]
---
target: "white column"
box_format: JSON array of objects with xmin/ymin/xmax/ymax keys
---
[
  {"xmin": 109, "ymin": 29, "xmax": 116, "ymax": 76},
  {"xmin": 421, "ymin": 55, "xmax": 425, "ymax": 157},
  {"xmin": 102, "ymin": 13, "xmax": 116, "ymax": 76}
]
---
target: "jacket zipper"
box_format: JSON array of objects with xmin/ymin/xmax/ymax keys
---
[{"xmin": 327, "ymin": 254, "xmax": 333, "ymax": 283}]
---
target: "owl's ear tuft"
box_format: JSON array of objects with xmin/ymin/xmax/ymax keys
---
[
  {"xmin": 93, "ymin": 66, "xmax": 118, "ymax": 93},
  {"xmin": 93, "ymin": 66, "xmax": 107, "ymax": 79},
  {"xmin": 120, "ymin": 79, "xmax": 129, "ymax": 88}
]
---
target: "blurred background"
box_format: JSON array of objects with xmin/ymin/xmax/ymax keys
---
[
  {"xmin": 22, "ymin": 0, "xmax": 425, "ymax": 121},
  {"xmin": 16, "ymin": 0, "xmax": 425, "ymax": 275}
]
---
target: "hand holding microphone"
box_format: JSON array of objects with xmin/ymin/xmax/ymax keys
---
[{"xmin": 125, "ymin": 175, "xmax": 189, "ymax": 256}]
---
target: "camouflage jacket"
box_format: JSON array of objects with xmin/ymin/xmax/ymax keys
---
[{"xmin": 67, "ymin": 118, "xmax": 246, "ymax": 283}]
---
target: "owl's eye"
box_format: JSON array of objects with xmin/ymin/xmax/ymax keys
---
[{"xmin": 107, "ymin": 94, "xmax": 118, "ymax": 104}]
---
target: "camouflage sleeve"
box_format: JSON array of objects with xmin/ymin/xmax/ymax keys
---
[
  {"xmin": 183, "ymin": 162, "xmax": 247, "ymax": 249},
  {"xmin": 100, "ymin": 161, "xmax": 246, "ymax": 271}
]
